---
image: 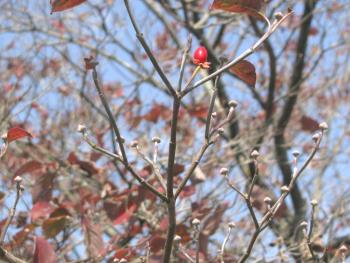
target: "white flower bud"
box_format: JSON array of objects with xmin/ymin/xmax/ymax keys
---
[
  {"xmin": 264, "ymin": 197, "xmax": 272, "ymax": 204},
  {"xmin": 251, "ymin": 150, "xmax": 260, "ymax": 159},
  {"xmin": 130, "ymin": 140, "xmax": 139, "ymax": 148},
  {"xmin": 192, "ymin": 218, "xmax": 200, "ymax": 226},
  {"xmin": 281, "ymin": 186, "xmax": 289, "ymax": 193},
  {"xmin": 220, "ymin": 168, "xmax": 228, "ymax": 176},
  {"xmin": 319, "ymin": 122, "xmax": 328, "ymax": 130},
  {"xmin": 152, "ymin": 136, "xmax": 161, "ymax": 143},
  {"xmin": 14, "ymin": 176, "xmax": 22, "ymax": 183},
  {"xmin": 300, "ymin": 221, "xmax": 308, "ymax": 228},
  {"xmin": 228, "ymin": 100, "xmax": 238, "ymax": 108},
  {"xmin": 310, "ymin": 199, "xmax": 318, "ymax": 206},
  {"xmin": 77, "ymin": 124, "xmax": 87, "ymax": 134},
  {"xmin": 228, "ymin": 222, "xmax": 236, "ymax": 228}
]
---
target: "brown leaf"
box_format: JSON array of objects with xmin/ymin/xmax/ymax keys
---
[
  {"xmin": 33, "ymin": 236, "xmax": 57, "ymax": 263},
  {"xmin": 43, "ymin": 216, "xmax": 68, "ymax": 238},
  {"xmin": 230, "ymin": 60, "xmax": 257, "ymax": 87},
  {"xmin": 211, "ymin": 0, "xmax": 265, "ymax": 18},
  {"xmin": 50, "ymin": 0, "xmax": 87, "ymax": 13},
  {"xmin": 12, "ymin": 224, "xmax": 36, "ymax": 246},
  {"xmin": 300, "ymin": 115, "xmax": 319, "ymax": 133},
  {"xmin": 0, "ymin": 192, "xmax": 5, "ymax": 203},
  {"xmin": 6, "ymin": 127, "xmax": 33, "ymax": 143}
]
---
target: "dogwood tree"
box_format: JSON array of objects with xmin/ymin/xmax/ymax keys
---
[{"xmin": 0, "ymin": 0, "xmax": 349, "ymax": 262}]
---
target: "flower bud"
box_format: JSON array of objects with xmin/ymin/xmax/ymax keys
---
[
  {"xmin": 312, "ymin": 133, "xmax": 320, "ymax": 142},
  {"xmin": 281, "ymin": 186, "xmax": 289, "ymax": 193},
  {"xmin": 300, "ymin": 221, "xmax": 308, "ymax": 228},
  {"xmin": 292, "ymin": 150, "xmax": 300, "ymax": 158},
  {"xmin": 152, "ymin": 136, "xmax": 161, "ymax": 144},
  {"xmin": 274, "ymin": 12, "xmax": 283, "ymax": 20},
  {"xmin": 228, "ymin": 100, "xmax": 238, "ymax": 108},
  {"xmin": 228, "ymin": 222, "xmax": 236, "ymax": 228},
  {"xmin": 264, "ymin": 197, "xmax": 272, "ymax": 204},
  {"xmin": 192, "ymin": 218, "xmax": 200, "ymax": 226},
  {"xmin": 174, "ymin": 235, "xmax": 182, "ymax": 242},
  {"xmin": 220, "ymin": 168, "xmax": 228, "ymax": 176},
  {"xmin": 14, "ymin": 176, "xmax": 22, "ymax": 183},
  {"xmin": 310, "ymin": 199, "xmax": 318, "ymax": 206},
  {"xmin": 217, "ymin": 128, "xmax": 225, "ymax": 135},
  {"xmin": 319, "ymin": 122, "xmax": 328, "ymax": 130},
  {"xmin": 130, "ymin": 140, "xmax": 139, "ymax": 148},
  {"xmin": 251, "ymin": 150, "xmax": 260, "ymax": 159},
  {"xmin": 77, "ymin": 124, "xmax": 87, "ymax": 134}
]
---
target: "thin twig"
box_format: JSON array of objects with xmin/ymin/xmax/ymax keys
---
[
  {"xmin": 134, "ymin": 145, "xmax": 167, "ymax": 192},
  {"xmin": 205, "ymin": 77, "xmax": 219, "ymax": 140},
  {"xmin": 220, "ymin": 226, "xmax": 233, "ymax": 263},
  {"xmin": 91, "ymin": 67, "xmax": 128, "ymax": 164},
  {"xmin": 123, "ymin": 0, "xmax": 177, "ymax": 98},
  {"xmin": 178, "ymin": 35, "xmax": 192, "ymax": 92},
  {"xmin": 307, "ymin": 201, "xmax": 317, "ymax": 260},
  {"xmin": 0, "ymin": 178, "xmax": 22, "ymax": 244},
  {"xmin": 0, "ymin": 247, "xmax": 27, "ymax": 263},
  {"xmin": 174, "ymin": 142, "xmax": 213, "ymax": 199}
]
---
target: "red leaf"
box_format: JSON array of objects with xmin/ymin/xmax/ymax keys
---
[
  {"xmin": 179, "ymin": 185, "xmax": 196, "ymax": 198},
  {"xmin": 176, "ymin": 224, "xmax": 191, "ymax": 243},
  {"xmin": 230, "ymin": 60, "xmax": 256, "ymax": 87},
  {"xmin": 143, "ymin": 104, "xmax": 171, "ymax": 122},
  {"xmin": 82, "ymin": 217, "xmax": 105, "ymax": 258},
  {"xmin": 33, "ymin": 236, "xmax": 57, "ymax": 263},
  {"xmin": 113, "ymin": 248, "xmax": 134, "ymax": 261},
  {"xmin": 300, "ymin": 115, "xmax": 319, "ymax": 133},
  {"xmin": 211, "ymin": 0, "xmax": 265, "ymax": 18},
  {"xmin": 31, "ymin": 172, "xmax": 55, "ymax": 203},
  {"xmin": 150, "ymin": 236, "xmax": 166, "ymax": 253},
  {"xmin": 31, "ymin": 201, "xmax": 54, "ymax": 221},
  {"xmin": 188, "ymin": 105, "xmax": 208, "ymax": 119},
  {"xmin": 113, "ymin": 203, "xmax": 137, "ymax": 225},
  {"xmin": 68, "ymin": 152, "xmax": 100, "ymax": 175},
  {"xmin": 50, "ymin": 0, "xmax": 86, "ymax": 13},
  {"xmin": 6, "ymin": 127, "xmax": 33, "ymax": 143},
  {"xmin": 173, "ymin": 163, "xmax": 185, "ymax": 176},
  {"xmin": 14, "ymin": 160, "xmax": 43, "ymax": 176}
]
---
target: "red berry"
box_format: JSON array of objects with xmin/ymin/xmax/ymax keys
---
[{"xmin": 193, "ymin": 46, "xmax": 208, "ymax": 64}]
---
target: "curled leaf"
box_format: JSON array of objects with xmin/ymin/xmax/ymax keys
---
[
  {"xmin": 230, "ymin": 60, "xmax": 256, "ymax": 87},
  {"xmin": 211, "ymin": 0, "xmax": 265, "ymax": 18},
  {"xmin": 50, "ymin": 0, "xmax": 87, "ymax": 13},
  {"xmin": 6, "ymin": 127, "xmax": 33, "ymax": 143}
]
